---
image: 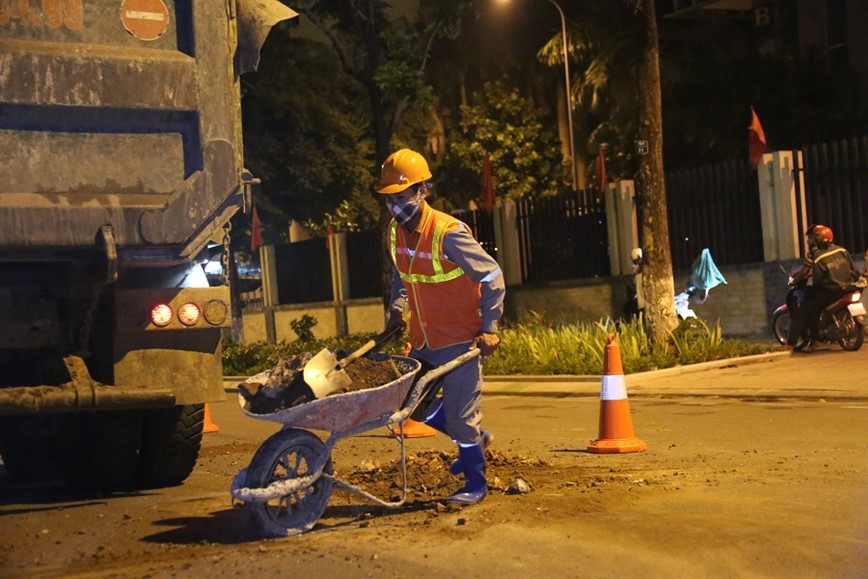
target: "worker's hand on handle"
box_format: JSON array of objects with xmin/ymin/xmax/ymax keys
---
[
  {"xmin": 386, "ymin": 312, "xmax": 406, "ymax": 336},
  {"xmin": 472, "ymin": 332, "xmax": 500, "ymax": 357}
]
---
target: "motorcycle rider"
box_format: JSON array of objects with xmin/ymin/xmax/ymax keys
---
[
  {"xmin": 783, "ymin": 224, "xmax": 860, "ymax": 350},
  {"xmin": 377, "ymin": 148, "xmax": 505, "ymax": 505}
]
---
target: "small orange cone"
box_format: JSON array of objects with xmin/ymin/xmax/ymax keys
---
[
  {"xmin": 587, "ymin": 334, "xmax": 645, "ymax": 454},
  {"xmin": 203, "ymin": 403, "xmax": 220, "ymax": 434},
  {"xmin": 389, "ymin": 418, "xmax": 437, "ymax": 439},
  {"xmin": 388, "ymin": 341, "xmax": 436, "ymax": 438}
]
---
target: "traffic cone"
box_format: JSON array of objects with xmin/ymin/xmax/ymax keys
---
[
  {"xmin": 389, "ymin": 418, "xmax": 437, "ymax": 438},
  {"xmin": 587, "ymin": 334, "xmax": 645, "ymax": 454},
  {"xmin": 203, "ymin": 403, "xmax": 220, "ymax": 434},
  {"xmin": 387, "ymin": 341, "xmax": 436, "ymax": 438}
]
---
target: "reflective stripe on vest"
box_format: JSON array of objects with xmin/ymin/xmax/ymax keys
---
[
  {"xmin": 390, "ymin": 220, "xmax": 465, "ymax": 284},
  {"xmin": 814, "ymin": 246, "xmax": 846, "ymax": 264}
]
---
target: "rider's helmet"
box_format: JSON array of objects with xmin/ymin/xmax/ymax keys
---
[
  {"xmin": 806, "ymin": 224, "xmax": 833, "ymax": 249},
  {"xmin": 375, "ymin": 149, "xmax": 432, "ymax": 195}
]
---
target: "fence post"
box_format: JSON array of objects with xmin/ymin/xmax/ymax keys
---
[
  {"xmin": 329, "ymin": 231, "xmax": 349, "ymax": 336},
  {"xmin": 494, "ymin": 200, "xmax": 522, "ymax": 286},
  {"xmin": 758, "ymin": 150, "xmax": 807, "ymax": 261},
  {"xmin": 604, "ymin": 179, "xmax": 639, "ymax": 275},
  {"xmin": 260, "ymin": 244, "xmax": 278, "ymax": 343}
]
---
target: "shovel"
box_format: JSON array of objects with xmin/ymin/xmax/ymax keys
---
[{"xmin": 303, "ymin": 323, "xmax": 406, "ymax": 399}]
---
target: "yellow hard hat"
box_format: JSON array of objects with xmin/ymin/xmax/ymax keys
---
[{"xmin": 375, "ymin": 149, "xmax": 432, "ymax": 194}]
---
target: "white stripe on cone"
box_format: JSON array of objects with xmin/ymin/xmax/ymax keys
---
[{"xmin": 600, "ymin": 374, "xmax": 627, "ymax": 400}]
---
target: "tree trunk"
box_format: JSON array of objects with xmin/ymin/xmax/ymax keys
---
[{"xmin": 635, "ymin": 0, "xmax": 677, "ymax": 340}]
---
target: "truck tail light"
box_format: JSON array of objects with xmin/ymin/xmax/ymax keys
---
[
  {"xmin": 150, "ymin": 303, "xmax": 173, "ymax": 327},
  {"xmin": 177, "ymin": 302, "xmax": 201, "ymax": 326}
]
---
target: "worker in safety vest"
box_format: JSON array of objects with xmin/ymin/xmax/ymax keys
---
[{"xmin": 377, "ymin": 148, "xmax": 505, "ymax": 505}]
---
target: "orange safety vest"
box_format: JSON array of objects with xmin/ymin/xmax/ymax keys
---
[{"xmin": 390, "ymin": 204, "xmax": 482, "ymax": 349}]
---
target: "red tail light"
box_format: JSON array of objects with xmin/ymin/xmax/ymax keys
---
[
  {"xmin": 177, "ymin": 302, "xmax": 202, "ymax": 326},
  {"xmin": 150, "ymin": 303, "xmax": 173, "ymax": 327}
]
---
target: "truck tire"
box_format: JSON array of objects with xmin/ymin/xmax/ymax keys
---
[
  {"xmin": 136, "ymin": 404, "xmax": 204, "ymax": 488},
  {"xmin": 62, "ymin": 410, "xmax": 143, "ymax": 491},
  {"xmin": 0, "ymin": 415, "xmax": 63, "ymax": 483}
]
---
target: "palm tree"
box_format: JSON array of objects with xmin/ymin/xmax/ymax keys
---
[
  {"xmin": 538, "ymin": 0, "xmax": 677, "ymax": 339},
  {"xmin": 536, "ymin": 0, "xmax": 643, "ymax": 189}
]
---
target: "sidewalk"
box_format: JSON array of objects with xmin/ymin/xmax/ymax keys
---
[
  {"xmin": 484, "ymin": 348, "xmax": 868, "ymax": 400},
  {"xmin": 224, "ymin": 347, "xmax": 868, "ymax": 402}
]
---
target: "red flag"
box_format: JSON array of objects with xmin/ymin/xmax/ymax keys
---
[
  {"xmin": 748, "ymin": 107, "xmax": 766, "ymax": 168},
  {"xmin": 325, "ymin": 224, "xmax": 334, "ymax": 250},
  {"xmin": 250, "ymin": 206, "xmax": 262, "ymax": 252},
  {"xmin": 597, "ymin": 144, "xmax": 607, "ymax": 193},
  {"xmin": 482, "ymin": 155, "xmax": 495, "ymax": 213}
]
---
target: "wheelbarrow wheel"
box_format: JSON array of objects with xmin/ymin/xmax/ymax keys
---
[{"xmin": 244, "ymin": 428, "xmax": 334, "ymax": 538}]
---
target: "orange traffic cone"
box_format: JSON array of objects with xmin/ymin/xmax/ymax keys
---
[
  {"xmin": 389, "ymin": 418, "xmax": 437, "ymax": 439},
  {"xmin": 387, "ymin": 341, "xmax": 437, "ymax": 438},
  {"xmin": 587, "ymin": 334, "xmax": 645, "ymax": 454},
  {"xmin": 203, "ymin": 403, "xmax": 220, "ymax": 434}
]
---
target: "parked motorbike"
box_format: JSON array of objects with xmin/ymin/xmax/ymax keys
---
[{"xmin": 771, "ymin": 272, "xmax": 866, "ymax": 351}]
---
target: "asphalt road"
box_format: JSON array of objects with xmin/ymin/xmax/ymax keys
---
[{"xmin": 1, "ymin": 345, "xmax": 866, "ymax": 578}]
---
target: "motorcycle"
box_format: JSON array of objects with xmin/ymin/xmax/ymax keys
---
[{"xmin": 771, "ymin": 272, "xmax": 866, "ymax": 351}]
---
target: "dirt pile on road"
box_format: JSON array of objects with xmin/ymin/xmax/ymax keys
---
[
  {"xmin": 339, "ymin": 449, "xmax": 543, "ymax": 504},
  {"xmin": 238, "ymin": 354, "xmax": 404, "ymax": 414}
]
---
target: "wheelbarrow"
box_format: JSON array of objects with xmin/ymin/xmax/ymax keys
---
[{"xmin": 230, "ymin": 348, "xmax": 480, "ymax": 538}]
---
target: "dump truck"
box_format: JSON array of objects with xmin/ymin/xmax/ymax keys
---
[{"xmin": 0, "ymin": 0, "xmax": 297, "ymax": 490}]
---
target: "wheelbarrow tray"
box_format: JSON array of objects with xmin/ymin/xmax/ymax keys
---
[{"xmin": 237, "ymin": 354, "xmax": 422, "ymax": 433}]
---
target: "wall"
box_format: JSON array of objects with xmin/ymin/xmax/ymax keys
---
[
  {"xmin": 503, "ymin": 261, "xmax": 780, "ymax": 338},
  {"xmin": 242, "ymin": 298, "xmax": 385, "ymax": 343},
  {"xmin": 239, "ymin": 260, "xmax": 845, "ymax": 342}
]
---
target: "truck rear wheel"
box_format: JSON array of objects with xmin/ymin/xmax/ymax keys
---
[
  {"xmin": 136, "ymin": 404, "xmax": 204, "ymax": 488},
  {"xmin": 62, "ymin": 410, "xmax": 143, "ymax": 491},
  {"xmin": 0, "ymin": 415, "xmax": 64, "ymax": 483}
]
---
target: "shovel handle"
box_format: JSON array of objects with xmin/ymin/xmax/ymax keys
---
[{"xmin": 336, "ymin": 322, "xmax": 405, "ymax": 369}]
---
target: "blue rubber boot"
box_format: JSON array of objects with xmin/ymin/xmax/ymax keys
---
[
  {"xmin": 446, "ymin": 442, "xmax": 488, "ymax": 505},
  {"xmin": 449, "ymin": 430, "xmax": 492, "ymax": 476}
]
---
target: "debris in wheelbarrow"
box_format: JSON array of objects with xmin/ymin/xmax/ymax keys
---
[
  {"xmin": 238, "ymin": 353, "xmax": 403, "ymax": 415},
  {"xmin": 303, "ymin": 324, "xmax": 405, "ymax": 398}
]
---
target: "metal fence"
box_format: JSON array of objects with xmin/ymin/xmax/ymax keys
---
[
  {"xmin": 345, "ymin": 228, "xmax": 384, "ymax": 299},
  {"xmin": 513, "ymin": 190, "xmax": 609, "ymax": 283},
  {"xmin": 663, "ymin": 159, "xmax": 764, "ymax": 271},
  {"xmin": 273, "ymin": 237, "xmax": 331, "ymax": 304},
  {"xmin": 455, "ymin": 191, "xmax": 610, "ymax": 284},
  {"xmin": 798, "ymin": 136, "xmax": 868, "ymax": 255},
  {"xmin": 268, "ymin": 137, "xmax": 867, "ymax": 305}
]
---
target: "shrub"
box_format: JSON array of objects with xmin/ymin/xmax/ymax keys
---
[{"xmin": 223, "ymin": 317, "xmax": 772, "ymax": 377}]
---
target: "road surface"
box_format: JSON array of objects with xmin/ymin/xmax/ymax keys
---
[{"xmin": 1, "ymin": 347, "xmax": 866, "ymax": 578}]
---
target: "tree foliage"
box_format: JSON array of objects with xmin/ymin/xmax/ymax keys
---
[
  {"xmin": 439, "ymin": 80, "xmax": 566, "ymax": 207},
  {"xmin": 536, "ymin": 0, "xmax": 642, "ymax": 185},
  {"xmin": 240, "ymin": 32, "xmax": 378, "ymax": 248},
  {"xmin": 292, "ymin": 0, "xmax": 476, "ymax": 163}
]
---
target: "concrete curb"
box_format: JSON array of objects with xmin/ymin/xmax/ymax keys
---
[
  {"xmin": 483, "ymin": 351, "xmax": 791, "ymax": 383},
  {"xmin": 224, "ymin": 351, "xmax": 790, "ymax": 388}
]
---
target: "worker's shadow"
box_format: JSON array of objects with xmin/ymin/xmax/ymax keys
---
[{"xmin": 142, "ymin": 499, "xmax": 442, "ymax": 544}]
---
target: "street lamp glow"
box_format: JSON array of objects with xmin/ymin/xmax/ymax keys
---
[{"xmin": 497, "ymin": 0, "xmax": 579, "ymax": 191}]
